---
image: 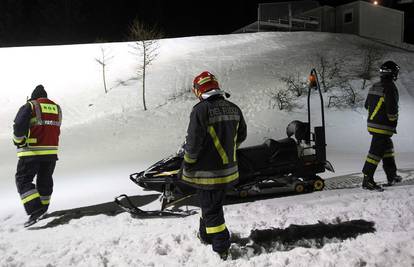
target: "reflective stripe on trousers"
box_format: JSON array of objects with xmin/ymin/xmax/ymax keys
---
[
  {"xmin": 206, "ymin": 223, "xmax": 226, "ymax": 234},
  {"xmin": 20, "ymin": 189, "xmax": 40, "ymax": 204}
]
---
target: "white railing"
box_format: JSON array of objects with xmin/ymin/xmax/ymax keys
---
[{"xmin": 261, "ymin": 16, "xmax": 319, "ymax": 30}]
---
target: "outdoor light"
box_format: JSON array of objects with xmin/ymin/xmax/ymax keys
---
[
  {"xmin": 308, "ymin": 73, "xmax": 317, "ymax": 88},
  {"xmin": 373, "ymin": 1, "xmax": 379, "ymax": 5}
]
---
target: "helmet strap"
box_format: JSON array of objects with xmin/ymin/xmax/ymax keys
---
[{"xmin": 192, "ymin": 87, "xmax": 202, "ymax": 99}]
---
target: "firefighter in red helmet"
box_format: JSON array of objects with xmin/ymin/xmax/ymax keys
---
[
  {"xmin": 181, "ymin": 71, "xmax": 247, "ymax": 259},
  {"xmin": 12, "ymin": 85, "xmax": 62, "ymax": 227}
]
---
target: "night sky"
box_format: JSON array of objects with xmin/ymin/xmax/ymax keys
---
[{"xmin": 0, "ymin": 0, "xmax": 412, "ymax": 47}]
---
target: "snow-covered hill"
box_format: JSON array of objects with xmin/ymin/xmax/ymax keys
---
[{"xmin": 1, "ymin": 32, "xmax": 414, "ymax": 266}]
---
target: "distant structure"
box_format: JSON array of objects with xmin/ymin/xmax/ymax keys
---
[
  {"xmin": 303, "ymin": 1, "xmax": 404, "ymax": 46},
  {"xmin": 234, "ymin": 1, "xmax": 405, "ymax": 47},
  {"xmin": 234, "ymin": 1, "xmax": 321, "ymax": 33}
]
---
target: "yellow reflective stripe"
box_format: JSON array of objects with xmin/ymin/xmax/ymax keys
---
[
  {"xmin": 26, "ymin": 138, "xmax": 37, "ymax": 144},
  {"xmin": 206, "ymin": 223, "xmax": 226, "ymax": 234},
  {"xmin": 22, "ymin": 192, "xmax": 40, "ymax": 204},
  {"xmin": 208, "ymin": 126, "xmax": 229, "ymax": 164},
  {"xmin": 198, "ymin": 76, "xmax": 215, "ymax": 85},
  {"xmin": 153, "ymin": 170, "xmax": 180, "ymax": 177},
  {"xmin": 370, "ymin": 97, "xmax": 384, "ymax": 120},
  {"xmin": 182, "ymin": 172, "xmax": 238, "ymax": 185},
  {"xmin": 387, "ymin": 114, "xmax": 398, "ymax": 121},
  {"xmin": 184, "ymin": 154, "xmax": 197, "ymax": 164},
  {"xmin": 383, "ymin": 153, "xmax": 394, "ymax": 158},
  {"xmin": 41, "ymin": 199, "xmax": 50, "ymax": 205},
  {"xmin": 367, "ymin": 127, "xmax": 393, "ymax": 136},
  {"xmin": 233, "ymin": 123, "xmax": 239, "ymax": 162},
  {"xmin": 40, "ymin": 103, "xmax": 59, "ymax": 114},
  {"xmin": 13, "ymin": 136, "xmax": 25, "ymax": 143},
  {"xmin": 366, "ymin": 157, "xmax": 379, "ymax": 165},
  {"xmin": 17, "ymin": 150, "xmax": 58, "ymax": 157}
]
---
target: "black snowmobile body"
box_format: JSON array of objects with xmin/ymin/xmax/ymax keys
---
[{"xmin": 128, "ymin": 69, "xmax": 334, "ymax": 208}]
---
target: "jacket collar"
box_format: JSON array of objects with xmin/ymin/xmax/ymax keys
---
[{"xmin": 201, "ymin": 89, "xmax": 224, "ymax": 100}]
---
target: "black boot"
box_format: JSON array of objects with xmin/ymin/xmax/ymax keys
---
[
  {"xmin": 387, "ymin": 175, "xmax": 402, "ymax": 186},
  {"xmin": 217, "ymin": 250, "xmax": 229, "ymax": 260},
  {"xmin": 24, "ymin": 206, "xmax": 48, "ymax": 227},
  {"xmin": 362, "ymin": 176, "xmax": 384, "ymax": 192},
  {"xmin": 197, "ymin": 232, "xmax": 211, "ymax": 245}
]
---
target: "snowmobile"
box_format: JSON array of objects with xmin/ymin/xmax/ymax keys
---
[{"xmin": 115, "ymin": 69, "xmax": 334, "ymax": 215}]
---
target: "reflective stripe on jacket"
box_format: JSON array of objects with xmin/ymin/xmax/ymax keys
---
[
  {"xmin": 182, "ymin": 94, "xmax": 247, "ymax": 190},
  {"xmin": 365, "ymin": 79, "xmax": 398, "ymax": 136},
  {"xmin": 14, "ymin": 98, "xmax": 62, "ymax": 158}
]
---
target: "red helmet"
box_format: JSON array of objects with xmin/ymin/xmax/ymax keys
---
[{"xmin": 192, "ymin": 71, "xmax": 220, "ymax": 98}]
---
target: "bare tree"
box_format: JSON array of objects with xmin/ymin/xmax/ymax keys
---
[
  {"xmin": 327, "ymin": 80, "xmax": 363, "ymax": 108},
  {"xmin": 280, "ymin": 71, "xmax": 307, "ymax": 97},
  {"xmin": 315, "ymin": 52, "xmax": 343, "ymax": 92},
  {"xmin": 95, "ymin": 46, "xmax": 114, "ymax": 94},
  {"xmin": 358, "ymin": 44, "xmax": 385, "ymax": 90},
  {"xmin": 129, "ymin": 18, "xmax": 163, "ymax": 111},
  {"xmin": 269, "ymin": 88, "xmax": 296, "ymax": 111}
]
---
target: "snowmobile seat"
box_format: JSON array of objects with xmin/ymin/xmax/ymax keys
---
[
  {"xmin": 264, "ymin": 138, "xmax": 298, "ymax": 163},
  {"xmin": 237, "ymin": 144, "xmax": 270, "ymax": 171},
  {"xmin": 237, "ymin": 138, "xmax": 298, "ymax": 174}
]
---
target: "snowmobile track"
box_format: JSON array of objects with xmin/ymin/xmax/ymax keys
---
[{"xmin": 324, "ymin": 168, "xmax": 414, "ymax": 190}]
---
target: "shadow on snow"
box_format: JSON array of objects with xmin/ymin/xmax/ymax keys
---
[
  {"xmin": 28, "ymin": 194, "xmax": 160, "ymax": 230},
  {"xmin": 229, "ymin": 219, "xmax": 376, "ymax": 259}
]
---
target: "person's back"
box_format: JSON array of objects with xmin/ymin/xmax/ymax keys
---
[
  {"xmin": 13, "ymin": 85, "xmax": 62, "ymax": 227},
  {"xmin": 181, "ymin": 71, "xmax": 246, "ymax": 259},
  {"xmin": 182, "ymin": 93, "xmax": 245, "ymax": 188}
]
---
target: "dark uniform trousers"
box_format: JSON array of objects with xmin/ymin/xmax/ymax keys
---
[
  {"xmin": 362, "ymin": 134, "xmax": 396, "ymax": 179},
  {"xmin": 15, "ymin": 158, "xmax": 56, "ymax": 215},
  {"xmin": 197, "ymin": 189, "xmax": 230, "ymax": 253}
]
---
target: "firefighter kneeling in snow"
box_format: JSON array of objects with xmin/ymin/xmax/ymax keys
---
[
  {"xmin": 181, "ymin": 71, "xmax": 247, "ymax": 259},
  {"xmin": 13, "ymin": 85, "xmax": 62, "ymax": 227},
  {"xmin": 362, "ymin": 61, "xmax": 402, "ymax": 191}
]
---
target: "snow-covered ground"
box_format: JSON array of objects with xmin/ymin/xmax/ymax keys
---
[{"xmin": 1, "ymin": 32, "xmax": 414, "ymax": 266}]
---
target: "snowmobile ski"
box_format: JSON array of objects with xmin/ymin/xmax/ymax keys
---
[
  {"xmin": 114, "ymin": 194, "xmax": 196, "ymax": 218},
  {"xmin": 161, "ymin": 193, "xmax": 196, "ymax": 210}
]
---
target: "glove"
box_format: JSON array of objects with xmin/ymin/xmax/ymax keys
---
[{"xmin": 13, "ymin": 137, "xmax": 27, "ymax": 148}]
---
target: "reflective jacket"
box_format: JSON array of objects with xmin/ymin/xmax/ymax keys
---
[
  {"xmin": 365, "ymin": 78, "xmax": 399, "ymax": 136},
  {"xmin": 13, "ymin": 98, "xmax": 62, "ymax": 158},
  {"xmin": 182, "ymin": 94, "xmax": 247, "ymax": 190}
]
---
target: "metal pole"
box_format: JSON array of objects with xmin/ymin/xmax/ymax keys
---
[
  {"xmin": 288, "ymin": 3, "xmax": 292, "ymax": 31},
  {"xmin": 257, "ymin": 4, "xmax": 261, "ymax": 32}
]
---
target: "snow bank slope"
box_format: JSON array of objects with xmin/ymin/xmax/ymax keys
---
[{"xmin": 0, "ymin": 32, "xmax": 414, "ymax": 266}]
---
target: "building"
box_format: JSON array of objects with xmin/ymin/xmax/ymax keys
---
[
  {"xmin": 303, "ymin": 1, "xmax": 405, "ymax": 46},
  {"xmin": 235, "ymin": 1, "xmax": 405, "ymax": 46}
]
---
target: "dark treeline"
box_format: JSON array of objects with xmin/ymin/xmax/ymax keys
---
[
  {"xmin": 0, "ymin": 0, "xmax": 143, "ymax": 46},
  {"xmin": 0, "ymin": 0, "xmax": 257, "ymax": 47}
]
